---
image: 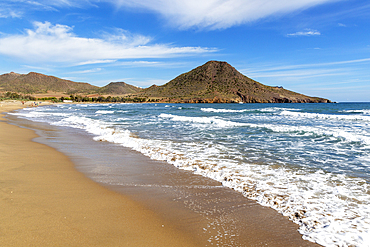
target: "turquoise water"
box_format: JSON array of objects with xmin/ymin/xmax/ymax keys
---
[{"xmin": 13, "ymin": 103, "xmax": 370, "ymax": 246}]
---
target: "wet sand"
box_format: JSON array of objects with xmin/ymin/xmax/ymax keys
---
[
  {"xmin": 0, "ymin": 101, "xmax": 198, "ymax": 246},
  {"xmin": 1, "ymin": 100, "xmax": 320, "ymax": 246}
]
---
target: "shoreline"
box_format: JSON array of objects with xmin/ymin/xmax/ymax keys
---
[
  {"xmin": 0, "ymin": 101, "xmax": 198, "ymax": 246},
  {"xmin": 1, "ymin": 100, "xmax": 320, "ymax": 246}
]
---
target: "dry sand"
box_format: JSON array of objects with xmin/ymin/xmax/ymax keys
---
[{"xmin": 0, "ymin": 100, "xmax": 197, "ymax": 246}]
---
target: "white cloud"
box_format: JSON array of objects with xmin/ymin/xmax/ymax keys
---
[
  {"xmin": 248, "ymin": 68, "xmax": 348, "ymax": 79},
  {"xmin": 287, "ymin": 29, "xmax": 321, "ymax": 36},
  {"xmin": 3, "ymin": 0, "xmax": 341, "ymax": 29},
  {"xmin": 124, "ymin": 78, "xmax": 169, "ymax": 88},
  {"xmin": 0, "ymin": 21, "xmax": 216, "ymax": 64},
  {"xmin": 5, "ymin": 0, "xmax": 85, "ymax": 8},
  {"xmin": 241, "ymin": 57, "xmax": 370, "ymax": 86},
  {"xmin": 76, "ymin": 60, "xmax": 117, "ymax": 66},
  {"xmin": 106, "ymin": 0, "xmax": 339, "ymax": 29},
  {"xmin": 1, "ymin": 0, "xmax": 62, "ymax": 15},
  {"xmin": 244, "ymin": 57, "xmax": 370, "ymax": 73},
  {"xmin": 114, "ymin": 61, "xmax": 186, "ymax": 68},
  {"xmin": 71, "ymin": 68, "xmax": 102, "ymax": 74},
  {"xmin": 0, "ymin": 9, "xmax": 22, "ymax": 18}
]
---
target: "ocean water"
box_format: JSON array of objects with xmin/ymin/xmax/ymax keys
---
[{"xmin": 11, "ymin": 102, "xmax": 370, "ymax": 247}]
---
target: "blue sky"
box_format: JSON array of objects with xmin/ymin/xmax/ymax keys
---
[{"xmin": 0, "ymin": 0, "xmax": 369, "ymax": 102}]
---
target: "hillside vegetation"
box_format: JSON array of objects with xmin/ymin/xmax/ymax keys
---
[
  {"xmin": 0, "ymin": 72, "xmax": 98, "ymax": 94},
  {"xmin": 98, "ymin": 82, "xmax": 142, "ymax": 95},
  {"xmin": 1, "ymin": 61, "xmax": 331, "ymax": 103},
  {"xmin": 139, "ymin": 61, "xmax": 330, "ymax": 103}
]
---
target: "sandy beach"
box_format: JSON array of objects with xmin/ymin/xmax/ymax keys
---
[
  {"xmin": 1, "ymin": 100, "xmax": 320, "ymax": 246},
  {"xmin": 0, "ymin": 101, "xmax": 197, "ymax": 246}
]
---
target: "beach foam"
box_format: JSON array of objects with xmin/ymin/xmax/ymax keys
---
[
  {"xmin": 47, "ymin": 113, "xmax": 370, "ymax": 246},
  {"xmin": 95, "ymin": 110, "xmax": 115, "ymax": 114},
  {"xmin": 11, "ymin": 103, "xmax": 370, "ymax": 247},
  {"xmin": 281, "ymin": 110, "xmax": 370, "ymax": 122}
]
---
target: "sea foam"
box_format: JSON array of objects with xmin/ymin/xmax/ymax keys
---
[
  {"xmin": 10, "ymin": 103, "xmax": 370, "ymax": 247},
  {"xmin": 50, "ymin": 113, "xmax": 370, "ymax": 247}
]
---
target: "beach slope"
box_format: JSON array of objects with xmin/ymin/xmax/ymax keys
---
[{"xmin": 0, "ymin": 101, "xmax": 196, "ymax": 246}]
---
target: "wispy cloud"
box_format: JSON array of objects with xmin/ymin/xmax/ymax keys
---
[
  {"xmin": 70, "ymin": 68, "xmax": 102, "ymax": 74},
  {"xmin": 248, "ymin": 68, "xmax": 348, "ymax": 80},
  {"xmin": 105, "ymin": 0, "xmax": 339, "ymax": 30},
  {"xmin": 2, "ymin": 0, "xmax": 346, "ymax": 30},
  {"xmin": 124, "ymin": 78, "xmax": 169, "ymax": 87},
  {"xmin": 287, "ymin": 29, "xmax": 321, "ymax": 37},
  {"xmin": 76, "ymin": 60, "xmax": 117, "ymax": 66},
  {"xmin": 240, "ymin": 58, "xmax": 370, "ymax": 102},
  {"xmin": 1, "ymin": 0, "xmax": 61, "ymax": 16},
  {"xmin": 0, "ymin": 8, "xmax": 22, "ymax": 18},
  {"xmin": 241, "ymin": 57, "xmax": 370, "ymax": 83},
  {"xmin": 114, "ymin": 60, "xmax": 188, "ymax": 68},
  {"xmin": 244, "ymin": 57, "xmax": 370, "ymax": 73},
  {"xmin": 0, "ymin": 21, "xmax": 216, "ymax": 64},
  {"xmin": 3, "ymin": 0, "xmax": 86, "ymax": 9}
]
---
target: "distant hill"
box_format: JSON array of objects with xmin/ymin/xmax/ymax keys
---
[
  {"xmin": 98, "ymin": 82, "xmax": 142, "ymax": 95},
  {"xmin": 139, "ymin": 61, "xmax": 330, "ymax": 103},
  {"xmin": 0, "ymin": 72, "xmax": 142, "ymax": 96},
  {"xmin": 0, "ymin": 72, "xmax": 98, "ymax": 94},
  {"xmin": 1, "ymin": 62, "xmax": 331, "ymax": 103}
]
